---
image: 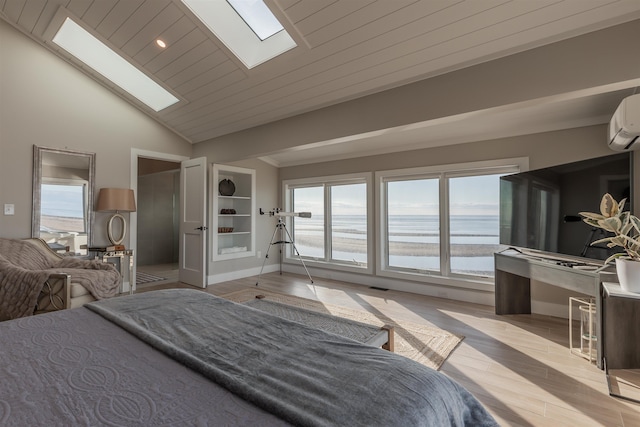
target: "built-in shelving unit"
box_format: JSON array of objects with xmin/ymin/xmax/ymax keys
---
[{"xmin": 211, "ymin": 164, "xmax": 255, "ymax": 260}]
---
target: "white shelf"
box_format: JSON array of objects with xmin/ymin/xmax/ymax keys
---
[{"xmin": 211, "ymin": 164, "xmax": 256, "ymax": 261}]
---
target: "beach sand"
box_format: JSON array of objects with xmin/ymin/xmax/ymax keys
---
[
  {"xmin": 41, "ymin": 215, "xmax": 85, "ymax": 233},
  {"xmin": 295, "ymin": 235, "xmax": 500, "ymax": 256}
]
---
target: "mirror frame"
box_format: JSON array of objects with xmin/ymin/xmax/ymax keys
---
[{"xmin": 32, "ymin": 145, "xmax": 96, "ymax": 248}]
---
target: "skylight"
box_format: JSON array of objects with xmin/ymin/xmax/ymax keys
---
[
  {"xmin": 181, "ymin": 0, "xmax": 296, "ymax": 69},
  {"xmin": 52, "ymin": 18, "xmax": 179, "ymax": 112},
  {"xmin": 227, "ymin": 0, "xmax": 283, "ymax": 41}
]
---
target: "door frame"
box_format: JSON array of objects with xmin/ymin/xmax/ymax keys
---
[{"xmin": 130, "ymin": 149, "xmax": 190, "ymax": 292}]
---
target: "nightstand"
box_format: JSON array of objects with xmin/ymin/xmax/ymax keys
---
[
  {"xmin": 601, "ymin": 282, "xmax": 640, "ymax": 402},
  {"xmin": 90, "ymin": 249, "xmax": 135, "ymax": 295}
]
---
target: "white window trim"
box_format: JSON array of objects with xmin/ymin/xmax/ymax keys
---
[
  {"xmin": 282, "ymin": 172, "xmax": 374, "ymax": 274},
  {"xmin": 375, "ymin": 157, "xmax": 528, "ymax": 290}
]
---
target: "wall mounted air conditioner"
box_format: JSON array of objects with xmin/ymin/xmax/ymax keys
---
[{"xmin": 609, "ymin": 93, "xmax": 640, "ymax": 151}]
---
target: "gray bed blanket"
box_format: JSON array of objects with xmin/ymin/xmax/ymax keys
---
[
  {"xmin": 0, "ymin": 238, "xmax": 121, "ymax": 321},
  {"xmin": 0, "ymin": 254, "xmax": 50, "ymax": 320},
  {"xmin": 0, "ymin": 238, "xmax": 120, "ymax": 320},
  {"xmin": 87, "ymin": 289, "xmax": 498, "ymax": 427}
]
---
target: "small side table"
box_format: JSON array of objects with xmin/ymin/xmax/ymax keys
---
[
  {"xmin": 92, "ymin": 249, "xmax": 135, "ymax": 295},
  {"xmin": 602, "ymin": 282, "xmax": 640, "ymax": 402},
  {"xmin": 569, "ymin": 296, "xmax": 597, "ymax": 363}
]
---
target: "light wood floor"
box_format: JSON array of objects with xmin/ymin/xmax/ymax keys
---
[{"xmin": 138, "ymin": 272, "xmax": 640, "ymax": 427}]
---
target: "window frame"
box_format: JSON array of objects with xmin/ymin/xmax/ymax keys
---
[
  {"xmin": 376, "ymin": 158, "xmax": 528, "ymax": 290},
  {"xmin": 283, "ymin": 172, "xmax": 374, "ymax": 274}
]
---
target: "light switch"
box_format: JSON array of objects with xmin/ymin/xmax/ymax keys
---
[{"xmin": 4, "ymin": 204, "xmax": 14, "ymax": 215}]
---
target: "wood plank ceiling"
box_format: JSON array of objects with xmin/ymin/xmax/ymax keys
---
[{"xmin": 2, "ymin": 0, "xmax": 640, "ymax": 147}]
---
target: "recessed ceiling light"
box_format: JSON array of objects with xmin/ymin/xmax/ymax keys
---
[
  {"xmin": 156, "ymin": 39, "xmax": 167, "ymax": 48},
  {"xmin": 52, "ymin": 17, "xmax": 179, "ymax": 112}
]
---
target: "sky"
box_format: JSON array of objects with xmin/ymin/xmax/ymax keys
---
[
  {"xmin": 41, "ymin": 184, "xmax": 85, "ymax": 218},
  {"xmin": 294, "ymin": 174, "xmax": 505, "ymax": 216}
]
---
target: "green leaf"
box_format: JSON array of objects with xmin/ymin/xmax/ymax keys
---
[
  {"xmin": 604, "ymin": 252, "xmax": 627, "ymax": 265},
  {"xmin": 619, "ymin": 198, "xmax": 627, "ymax": 212},
  {"xmin": 591, "ymin": 236, "xmax": 616, "ymax": 246},
  {"xmin": 580, "ymin": 212, "xmax": 605, "ymax": 221},
  {"xmin": 599, "ymin": 217, "xmax": 622, "ymax": 233},
  {"xmin": 601, "ymin": 193, "xmax": 618, "ymax": 217}
]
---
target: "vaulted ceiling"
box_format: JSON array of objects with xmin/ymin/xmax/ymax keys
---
[{"xmin": 2, "ymin": 0, "xmax": 640, "ymax": 165}]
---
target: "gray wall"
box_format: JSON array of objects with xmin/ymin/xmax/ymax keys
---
[
  {"xmin": 192, "ymin": 20, "xmax": 640, "ymax": 163},
  {"xmin": 0, "ymin": 20, "xmax": 192, "ymax": 245},
  {"xmin": 279, "ymin": 125, "xmax": 612, "ymax": 180}
]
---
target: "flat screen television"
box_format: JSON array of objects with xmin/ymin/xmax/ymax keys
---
[{"xmin": 499, "ymin": 152, "xmax": 633, "ymax": 262}]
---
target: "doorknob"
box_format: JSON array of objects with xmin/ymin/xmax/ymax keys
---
[{"xmin": 195, "ymin": 226, "xmax": 208, "ymax": 230}]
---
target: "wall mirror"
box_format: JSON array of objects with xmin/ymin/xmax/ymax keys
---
[{"xmin": 32, "ymin": 145, "xmax": 96, "ymax": 255}]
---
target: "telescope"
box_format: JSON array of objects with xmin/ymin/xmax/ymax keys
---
[
  {"xmin": 259, "ymin": 208, "xmax": 311, "ymax": 218},
  {"xmin": 256, "ymin": 207, "xmax": 314, "ymax": 286}
]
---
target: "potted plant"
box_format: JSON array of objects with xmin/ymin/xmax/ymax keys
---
[{"xmin": 580, "ymin": 193, "xmax": 640, "ymax": 292}]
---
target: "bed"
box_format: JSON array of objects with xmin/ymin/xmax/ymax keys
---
[{"xmin": 0, "ymin": 289, "xmax": 497, "ymax": 426}]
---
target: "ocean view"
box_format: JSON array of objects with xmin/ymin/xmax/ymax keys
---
[
  {"xmin": 39, "ymin": 184, "xmax": 87, "ymax": 233},
  {"xmin": 293, "ymin": 215, "xmax": 501, "ymax": 276}
]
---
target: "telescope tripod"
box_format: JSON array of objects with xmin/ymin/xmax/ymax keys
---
[{"xmin": 256, "ymin": 217, "xmax": 313, "ymax": 286}]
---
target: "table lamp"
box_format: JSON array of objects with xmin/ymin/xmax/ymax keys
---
[{"xmin": 96, "ymin": 188, "xmax": 136, "ymax": 245}]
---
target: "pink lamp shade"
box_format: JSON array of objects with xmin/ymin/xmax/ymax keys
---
[{"xmin": 96, "ymin": 188, "xmax": 136, "ymax": 245}]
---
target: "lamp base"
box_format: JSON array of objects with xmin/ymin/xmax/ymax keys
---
[{"xmin": 107, "ymin": 213, "xmax": 127, "ymax": 245}]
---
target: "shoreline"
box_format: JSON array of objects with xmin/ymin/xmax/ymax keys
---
[{"xmin": 295, "ymin": 235, "xmax": 500, "ymax": 256}]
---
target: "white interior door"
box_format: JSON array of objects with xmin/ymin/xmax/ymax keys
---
[{"xmin": 179, "ymin": 157, "xmax": 207, "ymax": 287}]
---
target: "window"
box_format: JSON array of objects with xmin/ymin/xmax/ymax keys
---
[
  {"xmin": 378, "ymin": 160, "xmax": 524, "ymax": 283},
  {"xmin": 331, "ymin": 183, "xmax": 367, "ymax": 265},
  {"xmin": 448, "ymin": 173, "xmax": 507, "ymax": 277},
  {"xmin": 40, "ymin": 181, "xmax": 88, "ymax": 234},
  {"xmin": 291, "ymin": 186, "xmax": 324, "ymax": 258},
  {"xmin": 386, "ymin": 178, "xmax": 439, "ymax": 271},
  {"xmin": 227, "ymin": 0, "xmax": 284, "ymax": 40},
  {"xmin": 51, "ymin": 17, "xmax": 179, "ymax": 112},
  {"xmin": 284, "ymin": 174, "xmax": 372, "ymax": 271},
  {"xmin": 182, "ymin": 0, "xmax": 296, "ymax": 69}
]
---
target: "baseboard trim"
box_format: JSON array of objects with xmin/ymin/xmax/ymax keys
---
[
  {"xmin": 207, "ymin": 264, "xmax": 279, "ymax": 285},
  {"xmin": 283, "ymin": 264, "xmax": 496, "ymax": 306},
  {"xmin": 207, "ymin": 263, "xmax": 573, "ymax": 319},
  {"xmin": 531, "ymin": 301, "xmax": 569, "ymax": 319}
]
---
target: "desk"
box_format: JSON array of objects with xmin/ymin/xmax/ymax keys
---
[
  {"xmin": 494, "ymin": 250, "xmax": 617, "ymax": 369},
  {"xmin": 92, "ymin": 249, "xmax": 135, "ymax": 295}
]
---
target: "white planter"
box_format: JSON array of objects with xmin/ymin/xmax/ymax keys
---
[{"xmin": 615, "ymin": 258, "xmax": 640, "ymax": 293}]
